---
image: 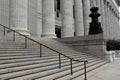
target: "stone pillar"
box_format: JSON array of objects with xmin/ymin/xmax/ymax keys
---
[
  {"xmin": 111, "ymin": 10, "xmax": 116, "ymax": 38},
  {"xmin": 41, "ymin": 0, "xmax": 56, "ymax": 38},
  {"xmin": 83, "ymin": 0, "xmax": 91, "ymax": 35},
  {"xmin": 106, "ymin": 2, "xmax": 110, "ymax": 39},
  {"xmin": 74, "ymin": 0, "xmax": 84, "ymax": 36},
  {"xmin": 96, "ymin": 0, "xmax": 101, "ymax": 22},
  {"xmin": 109, "ymin": 7, "xmax": 113, "ymax": 39},
  {"xmin": 108, "ymin": 5, "xmax": 111, "ymax": 39},
  {"xmin": 101, "ymin": 0, "xmax": 106, "ymax": 37},
  {"xmin": 10, "ymin": 0, "xmax": 29, "ymax": 35},
  {"xmin": 104, "ymin": 1, "xmax": 108, "ymax": 39},
  {"xmin": 61, "ymin": 0, "xmax": 74, "ymax": 37},
  {"xmin": 117, "ymin": 15, "xmax": 119, "ymax": 39}
]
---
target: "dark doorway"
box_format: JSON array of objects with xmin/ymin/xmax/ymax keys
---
[{"xmin": 55, "ymin": 28, "xmax": 61, "ymax": 38}]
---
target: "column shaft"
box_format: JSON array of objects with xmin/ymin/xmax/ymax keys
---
[
  {"xmin": 42, "ymin": 0, "xmax": 56, "ymax": 38},
  {"xmin": 101, "ymin": 0, "xmax": 106, "ymax": 37},
  {"xmin": 83, "ymin": 0, "xmax": 91, "ymax": 35},
  {"xmin": 61, "ymin": 0, "xmax": 74, "ymax": 37},
  {"xmin": 10, "ymin": 0, "xmax": 29, "ymax": 35},
  {"xmin": 74, "ymin": 0, "xmax": 84, "ymax": 36}
]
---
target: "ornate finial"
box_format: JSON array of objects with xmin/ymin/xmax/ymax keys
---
[{"xmin": 88, "ymin": 7, "xmax": 103, "ymax": 35}]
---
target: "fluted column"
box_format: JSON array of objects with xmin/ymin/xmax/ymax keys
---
[
  {"xmin": 41, "ymin": 0, "xmax": 56, "ymax": 38},
  {"xmin": 10, "ymin": 0, "xmax": 29, "ymax": 35},
  {"xmin": 117, "ymin": 16, "xmax": 119, "ymax": 39},
  {"xmin": 104, "ymin": 1, "xmax": 109, "ymax": 39},
  {"xmin": 83, "ymin": 0, "xmax": 91, "ymax": 35},
  {"xmin": 61, "ymin": 0, "xmax": 74, "ymax": 37},
  {"xmin": 96, "ymin": 0, "xmax": 101, "ymax": 22},
  {"xmin": 74, "ymin": 0, "xmax": 84, "ymax": 36},
  {"xmin": 101, "ymin": 0, "xmax": 106, "ymax": 36},
  {"xmin": 110, "ymin": 8, "xmax": 114, "ymax": 39},
  {"xmin": 108, "ymin": 5, "xmax": 111, "ymax": 39},
  {"xmin": 106, "ymin": 2, "xmax": 111, "ymax": 39}
]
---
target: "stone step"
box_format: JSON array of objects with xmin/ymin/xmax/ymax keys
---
[
  {"xmin": 0, "ymin": 60, "xmax": 73, "ymax": 80},
  {"xmin": 0, "ymin": 52, "xmax": 93, "ymax": 59},
  {"xmin": 0, "ymin": 54, "xmax": 57, "ymax": 60},
  {"xmin": 0, "ymin": 58, "xmax": 70, "ymax": 75},
  {"xmin": 35, "ymin": 60, "xmax": 105, "ymax": 80},
  {"xmin": 0, "ymin": 53, "xmax": 97, "ymax": 65},
  {"xmin": 10, "ymin": 59, "xmax": 102, "ymax": 80},
  {"xmin": 0, "ymin": 56, "xmax": 58, "ymax": 65},
  {"xmin": 0, "ymin": 48, "xmax": 40, "ymax": 51},
  {"xmin": 0, "ymin": 56, "xmax": 98, "ymax": 76},
  {"xmin": 72, "ymin": 61, "xmax": 108, "ymax": 80},
  {"xmin": 0, "ymin": 52, "xmax": 56, "ymax": 57}
]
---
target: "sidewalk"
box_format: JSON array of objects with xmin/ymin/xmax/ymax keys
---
[{"xmin": 87, "ymin": 58, "xmax": 120, "ymax": 80}]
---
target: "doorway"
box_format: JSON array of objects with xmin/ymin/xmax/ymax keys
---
[{"xmin": 55, "ymin": 28, "xmax": 61, "ymax": 38}]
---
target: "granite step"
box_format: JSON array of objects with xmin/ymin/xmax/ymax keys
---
[{"xmin": 10, "ymin": 59, "xmax": 101, "ymax": 80}]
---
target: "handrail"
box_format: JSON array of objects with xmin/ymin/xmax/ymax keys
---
[{"xmin": 0, "ymin": 24, "xmax": 88, "ymax": 80}]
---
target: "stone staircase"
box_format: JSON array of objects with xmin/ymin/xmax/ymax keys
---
[{"xmin": 0, "ymin": 35, "xmax": 108, "ymax": 80}]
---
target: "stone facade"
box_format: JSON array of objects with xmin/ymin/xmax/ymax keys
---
[{"xmin": 0, "ymin": 0, "xmax": 120, "ymax": 39}]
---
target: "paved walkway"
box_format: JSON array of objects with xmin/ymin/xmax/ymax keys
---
[{"xmin": 87, "ymin": 58, "xmax": 120, "ymax": 80}]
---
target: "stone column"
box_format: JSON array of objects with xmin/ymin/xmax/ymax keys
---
[
  {"xmin": 96, "ymin": 0, "xmax": 101, "ymax": 22},
  {"xmin": 83, "ymin": 0, "xmax": 91, "ymax": 35},
  {"xmin": 74, "ymin": 0, "xmax": 84, "ymax": 36},
  {"xmin": 101, "ymin": 0, "xmax": 106, "ymax": 37},
  {"xmin": 109, "ymin": 7, "xmax": 112, "ymax": 39},
  {"xmin": 10, "ymin": 0, "xmax": 29, "ymax": 35},
  {"xmin": 61, "ymin": 0, "xmax": 74, "ymax": 37},
  {"xmin": 41, "ymin": 0, "xmax": 56, "ymax": 38},
  {"xmin": 106, "ymin": 2, "xmax": 111, "ymax": 39},
  {"xmin": 110, "ymin": 9, "xmax": 114, "ymax": 40},
  {"xmin": 104, "ymin": 1, "xmax": 109, "ymax": 39},
  {"xmin": 108, "ymin": 5, "xmax": 111, "ymax": 39},
  {"xmin": 117, "ymin": 16, "xmax": 119, "ymax": 39}
]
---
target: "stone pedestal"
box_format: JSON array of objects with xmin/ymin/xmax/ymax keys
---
[
  {"xmin": 59, "ymin": 34, "xmax": 106, "ymax": 57},
  {"xmin": 61, "ymin": 0, "xmax": 74, "ymax": 37},
  {"xmin": 41, "ymin": 0, "xmax": 56, "ymax": 38},
  {"xmin": 10, "ymin": 0, "xmax": 29, "ymax": 35}
]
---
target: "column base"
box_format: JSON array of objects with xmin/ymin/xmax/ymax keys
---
[
  {"xmin": 41, "ymin": 34, "xmax": 56, "ymax": 38},
  {"xmin": 8, "ymin": 28, "xmax": 30, "ymax": 36}
]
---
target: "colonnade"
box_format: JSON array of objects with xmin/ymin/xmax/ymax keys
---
[
  {"xmin": 91, "ymin": 0, "xmax": 120, "ymax": 40},
  {"xmin": 1, "ymin": 0, "xmax": 120, "ymax": 39},
  {"xmin": 42, "ymin": 0, "xmax": 90, "ymax": 38}
]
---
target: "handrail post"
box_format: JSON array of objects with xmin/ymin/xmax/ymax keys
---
[
  {"xmin": 25, "ymin": 37, "xmax": 27, "ymax": 48},
  {"xmin": 40, "ymin": 44, "xmax": 42, "ymax": 57},
  {"xmin": 59, "ymin": 53, "xmax": 61, "ymax": 68},
  {"xmin": 84, "ymin": 61, "xmax": 87, "ymax": 80},
  {"xmin": 4, "ymin": 27, "xmax": 5, "ymax": 36},
  {"xmin": 70, "ymin": 59, "xmax": 73, "ymax": 75},
  {"xmin": 13, "ymin": 31, "xmax": 15, "ymax": 41}
]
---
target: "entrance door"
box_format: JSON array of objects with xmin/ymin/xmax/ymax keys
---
[{"xmin": 55, "ymin": 28, "xmax": 61, "ymax": 38}]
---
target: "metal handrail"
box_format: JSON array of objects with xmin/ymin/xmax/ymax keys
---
[{"xmin": 0, "ymin": 24, "xmax": 88, "ymax": 80}]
